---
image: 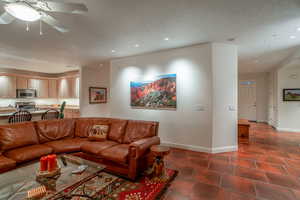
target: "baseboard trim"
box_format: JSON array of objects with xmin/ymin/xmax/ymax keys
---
[
  {"xmin": 211, "ymin": 145, "xmax": 238, "ymax": 153},
  {"xmin": 276, "ymin": 127, "xmax": 300, "ymax": 133},
  {"xmin": 161, "ymin": 142, "xmax": 238, "ymax": 154}
]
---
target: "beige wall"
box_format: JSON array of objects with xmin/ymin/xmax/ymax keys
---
[
  {"xmin": 80, "ymin": 62, "xmax": 110, "ymax": 117},
  {"xmin": 238, "ymin": 72, "xmax": 269, "ymax": 122},
  {"xmin": 212, "ymin": 43, "xmax": 238, "ymax": 149},
  {"xmin": 276, "ymin": 66, "xmax": 300, "ymax": 132},
  {"xmin": 80, "ymin": 43, "xmax": 238, "ymax": 153},
  {"xmin": 109, "ymin": 43, "xmax": 238, "ymax": 153}
]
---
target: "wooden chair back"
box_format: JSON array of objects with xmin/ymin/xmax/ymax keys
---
[
  {"xmin": 8, "ymin": 110, "xmax": 32, "ymax": 124},
  {"xmin": 41, "ymin": 109, "xmax": 60, "ymax": 120}
]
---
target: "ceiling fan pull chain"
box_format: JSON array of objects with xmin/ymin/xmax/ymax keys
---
[{"xmin": 39, "ymin": 19, "xmax": 43, "ymax": 35}]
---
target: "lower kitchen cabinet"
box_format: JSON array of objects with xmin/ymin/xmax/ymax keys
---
[{"xmin": 64, "ymin": 109, "xmax": 80, "ymax": 118}]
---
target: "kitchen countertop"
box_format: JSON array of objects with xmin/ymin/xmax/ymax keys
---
[
  {"xmin": 0, "ymin": 109, "xmax": 50, "ymax": 117},
  {"xmin": 0, "ymin": 105, "xmax": 79, "ymax": 118}
]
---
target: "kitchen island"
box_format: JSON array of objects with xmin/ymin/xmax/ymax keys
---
[
  {"xmin": 0, "ymin": 109, "xmax": 50, "ymax": 125},
  {"xmin": 0, "ymin": 106, "xmax": 80, "ymax": 124}
]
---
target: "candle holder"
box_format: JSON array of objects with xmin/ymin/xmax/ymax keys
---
[{"xmin": 37, "ymin": 155, "xmax": 61, "ymax": 179}]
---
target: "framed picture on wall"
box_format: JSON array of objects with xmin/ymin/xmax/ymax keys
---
[
  {"xmin": 130, "ymin": 74, "xmax": 177, "ymax": 110},
  {"xmin": 283, "ymin": 89, "xmax": 300, "ymax": 101},
  {"xmin": 89, "ymin": 87, "xmax": 107, "ymax": 104}
]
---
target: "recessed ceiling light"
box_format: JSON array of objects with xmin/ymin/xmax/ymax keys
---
[
  {"xmin": 164, "ymin": 37, "xmax": 169, "ymax": 41},
  {"xmin": 297, "ymin": 27, "xmax": 300, "ymax": 31},
  {"xmin": 111, "ymin": 50, "xmax": 116, "ymax": 53},
  {"xmin": 134, "ymin": 44, "xmax": 140, "ymax": 47},
  {"xmin": 290, "ymin": 35, "xmax": 296, "ymax": 39}
]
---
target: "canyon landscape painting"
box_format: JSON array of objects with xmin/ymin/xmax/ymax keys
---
[{"xmin": 130, "ymin": 74, "xmax": 176, "ymax": 110}]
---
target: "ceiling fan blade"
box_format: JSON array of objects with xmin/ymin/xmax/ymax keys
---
[
  {"xmin": 41, "ymin": 12, "xmax": 69, "ymax": 33},
  {"xmin": 1, "ymin": 0, "xmax": 17, "ymax": 3},
  {"xmin": 0, "ymin": 12, "xmax": 15, "ymax": 24},
  {"xmin": 36, "ymin": 1, "xmax": 88, "ymax": 14}
]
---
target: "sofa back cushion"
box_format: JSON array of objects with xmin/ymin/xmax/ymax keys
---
[
  {"xmin": 0, "ymin": 122, "xmax": 39, "ymax": 151},
  {"xmin": 123, "ymin": 120, "xmax": 158, "ymax": 144},
  {"xmin": 35, "ymin": 119, "xmax": 75, "ymax": 143},
  {"xmin": 107, "ymin": 119, "xmax": 128, "ymax": 143},
  {"xmin": 75, "ymin": 118, "xmax": 110, "ymax": 138},
  {"xmin": 75, "ymin": 118, "xmax": 128, "ymax": 143}
]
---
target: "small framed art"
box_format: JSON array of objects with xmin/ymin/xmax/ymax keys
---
[{"xmin": 89, "ymin": 87, "xmax": 107, "ymax": 104}]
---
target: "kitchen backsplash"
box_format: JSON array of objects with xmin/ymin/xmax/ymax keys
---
[{"xmin": 0, "ymin": 99, "xmax": 79, "ymax": 107}]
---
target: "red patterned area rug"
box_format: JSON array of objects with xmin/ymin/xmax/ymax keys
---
[{"xmin": 50, "ymin": 169, "xmax": 177, "ymax": 200}]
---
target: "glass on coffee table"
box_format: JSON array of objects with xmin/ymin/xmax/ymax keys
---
[{"xmin": 0, "ymin": 154, "xmax": 105, "ymax": 200}]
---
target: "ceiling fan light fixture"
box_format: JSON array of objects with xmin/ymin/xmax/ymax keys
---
[{"xmin": 4, "ymin": 2, "xmax": 41, "ymax": 22}]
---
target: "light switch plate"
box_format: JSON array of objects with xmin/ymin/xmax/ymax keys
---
[
  {"xmin": 228, "ymin": 105, "xmax": 236, "ymax": 111},
  {"xmin": 195, "ymin": 105, "xmax": 205, "ymax": 111}
]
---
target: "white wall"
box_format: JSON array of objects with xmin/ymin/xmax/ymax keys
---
[
  {"xmin": 80, "ymin": 63, "xmax": 111, "ymax": 117},
  {"xmin": 268, "ymin": 71, "xmax": 278, "ymax": 127},
  {"xmin": 276, "ymin": 66, "xmax": 300, "ymax": 132},
  {"xmin": 212, "ymin": 43, "xmax": 238, "ymax": 150},
  {"xmin": 110, "ymin": 44, "xmax": 213, "ymax": 150},
  {"xmin": 238, "ymin": 73, "xmax": 269, "ymax": 122},
  {"xmin": 108, "ymin": 43, "xmax": 238, "ymax": 153}
]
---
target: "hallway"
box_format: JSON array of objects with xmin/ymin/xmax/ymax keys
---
[{"xmin": 163, "ymin": 123, "xmax": 300, "ymax": 200}]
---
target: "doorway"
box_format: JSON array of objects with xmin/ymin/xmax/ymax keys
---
[{"xmin": 238, "ymin": 80, "xmax": 257, "ymax": 121}]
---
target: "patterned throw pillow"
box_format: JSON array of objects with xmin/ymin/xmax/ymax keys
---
[{"xmin": 88, "ymin": 124, "xmax": 110, "ymax": 141}]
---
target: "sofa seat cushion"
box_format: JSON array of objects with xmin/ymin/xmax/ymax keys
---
[
  {"xmin": 4, "ymin": 144, "xmax": 53, "ymax": 163},
  {"xmin": 0, "ymin": 155, "xmax": 16, "ymax": 172},
  {"xmin": 81, "ymin": 141, "xmax": 118, "ymax": 155},
  {"xmin": 100, "ymin": 144, "xmax": 129, "ymax": 164},
  {"xmin": 44, "ymin": 138, "xmax": 89, "ymax": 153}
]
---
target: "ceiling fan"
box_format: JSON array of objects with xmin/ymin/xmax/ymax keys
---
[{"xmin": 0, "ymin": 0, "xmax": 88, "ymax": 33}]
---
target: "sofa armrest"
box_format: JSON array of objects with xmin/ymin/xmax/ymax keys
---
[{"xmin": 129, "ymin": 136, "xmax": 160, "ymax": 159}]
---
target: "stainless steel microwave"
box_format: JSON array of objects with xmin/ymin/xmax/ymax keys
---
[{"xmin": 16, "ymin": 89, "xmax": 37, "ymax": 99}]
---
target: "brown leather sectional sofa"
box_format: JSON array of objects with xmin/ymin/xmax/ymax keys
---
[{"xmin": 0, "ymin": 118, "xmax": 160, "ymax": 180}]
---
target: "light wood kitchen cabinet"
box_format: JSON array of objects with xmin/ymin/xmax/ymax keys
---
[
  {"xmin": 28, "ymin": 79, "xmax": 49, "ymax": 98},
  {"xmin": 58, "ymin": 77, "xmax": 80, "ymax": 98},
  {"xmin": 0, "ymin": 75, "xmax": 16, "ymax": 98},
  {"xmin": 16, "ymin": 77, "xmax": 28, "ymax": 89},
  {"xmin": 64, "ymin": 109, "xmax": 80, "ymax": 118},
  {"xmin": 48, "ymin": 79, "xmax": 58, "ymax": 98}
]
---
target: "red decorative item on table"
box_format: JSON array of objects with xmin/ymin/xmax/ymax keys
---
[
  {"xmin": 40, "ymin": 156, "xmax": 48, "ymax": 172},
  {"xmin": 47, "ymin": 154, "xmax": 57, "ymax": 172},
  {"xmin": 39, "ymin": 154, "xmax": 58, "ymax": 172}
]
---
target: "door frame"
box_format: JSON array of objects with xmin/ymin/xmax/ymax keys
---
[{"xmin": 238, "ymin": 80, "xmax": 257, "ymax": 122}]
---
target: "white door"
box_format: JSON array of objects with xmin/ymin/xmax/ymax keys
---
[{"xmin": 238, "ymin": 80, "xmax": 257, "ymax": 121}]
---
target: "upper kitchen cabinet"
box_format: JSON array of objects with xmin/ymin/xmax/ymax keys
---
[
  {"xmin": 58, "ymin": 77, "xmax": 79, "ymax": 98},
  {"xmin": 48, "ymin": 79, "xmax": 58, "ymax": 98},
  {"xmin": 28, "ymin": 79, "xmax": 49, "ymax": 98},
  {"xmin": 16, "ymin": 77, "xmax": 28, "ymax": 89},
  {"xmin": 0, "ymin": 75, "xmax": 16, "ymax": 98}
]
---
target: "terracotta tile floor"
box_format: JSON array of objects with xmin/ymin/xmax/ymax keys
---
[{"xmin": 163, "ymin": 123, "xmax": 300, "ymax": 200}]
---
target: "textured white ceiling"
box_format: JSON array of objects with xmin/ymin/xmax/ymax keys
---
[{"xmin": 0, "ymin": 0, "xmax": 300, "ymax": 73}]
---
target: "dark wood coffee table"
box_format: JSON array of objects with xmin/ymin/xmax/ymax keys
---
[{"xmin": 0, "ymin": 155, "xmax": 105, "ymax": 200}]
